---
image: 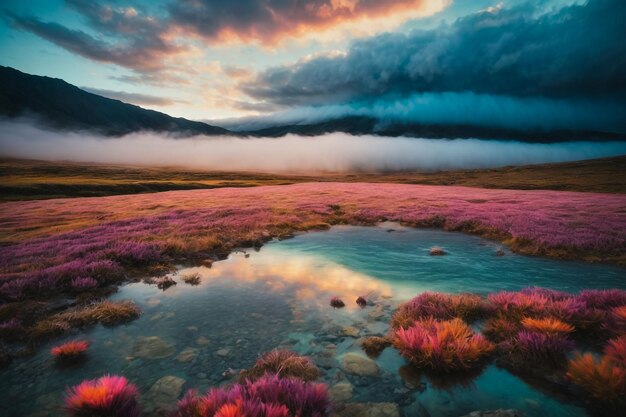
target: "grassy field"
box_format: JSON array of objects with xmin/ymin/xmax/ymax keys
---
[{"xmin": 1, "ymin": 155, "xmax": 624, "ymax": 200}]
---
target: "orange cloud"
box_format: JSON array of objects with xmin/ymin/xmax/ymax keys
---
[{"xmin": 168, "ymin": 0, "xmax": 451, "ymax": 45}]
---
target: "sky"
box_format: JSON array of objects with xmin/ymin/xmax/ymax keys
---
[{"xmin": 1, "ymin": 0, "xmax": 625, "ymax": 132}]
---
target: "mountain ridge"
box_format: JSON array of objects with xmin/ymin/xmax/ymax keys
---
[
  {"xmin": 0, "ymin": 66, "xmax": 230, "ymax": 136},
  {"xmin": 1, "ymin": 66, "xmax": 624, "ymax": 142}
]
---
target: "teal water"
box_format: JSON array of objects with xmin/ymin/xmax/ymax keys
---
[{"xmin": 1, "ymin": 224, "xmax": 624, "ymax": 417}]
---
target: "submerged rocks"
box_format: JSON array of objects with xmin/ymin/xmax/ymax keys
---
[
  {"xmin": 132, "ymin": 336, "xmax": 175, "ymax": 359},
  {"xmin": 196, "ymin": 336, "xmax": 211, "ymax": 346},
  {"xmin": 342, "ymin": 326, "xmax": 361, "ymax": 338},
  {"xmin": 368, "ymin": 304, "xmax": 387, "ymax": 321},
  {"xmin": 143, "ymin": 375, "xmax": 186, "ymax": 416},
  {"xmin": 176, "ymin": 347, "xmax": 198, "ymax": 363},
  {"xmin": 340, "ymin": 352, "xmax": 380, "ymax": 376},
  {"xmin": 216, "ymin": 348, "xmax": 231, "ymax": 357},
  {"xmin": 330, "ymin": 382, "xmax": 354, "ymax": 403}
]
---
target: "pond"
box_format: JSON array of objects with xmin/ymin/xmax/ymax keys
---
[{"xmin": 2, "ymin": 224, "xmax": 625, "ymax": 417}]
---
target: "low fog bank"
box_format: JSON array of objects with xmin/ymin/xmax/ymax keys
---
[{"xmin": 1, "ymin": 121, "xmax": 625, "ymax": 173}]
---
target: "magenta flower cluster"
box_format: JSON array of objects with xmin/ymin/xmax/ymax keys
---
[
  {"xmin": 173, "ymin": 374, "xmax": 331, "ymax": 417},
  {"xmin": 0, "ymin": 184, "xmax": 624, "ymax": 302}
]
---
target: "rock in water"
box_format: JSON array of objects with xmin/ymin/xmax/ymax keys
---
[
  {"xmin": 342, "ymin": 326, "xmax": 360, "ymax": 337},
  {"xmin": 176, "ymin": 347, "xmax": 198, "ymax": 363},
  {"xmin": 132, "ymin": 336, "xmax": 175, "ymax": 359},
  {"xmin": 142, "ymin": 375, "xmax": 186, "ymax": 416},
  {"xmin": 330, "ymin": 382, "xmax": 354, "ymax": 403},
  {"xmin": 216, "ymin": 348, "xmax": 231, "ymax": 357},
  {"xmin": 340, "ymin": 352, "xmax": 380, "ymax": 376}
]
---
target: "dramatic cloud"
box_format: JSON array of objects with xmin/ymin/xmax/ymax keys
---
[
  {"xmin": 5, "ymin": 0, "xmax": 448, "ymax": 74},
  {"xmin": 168, "ymin": 0, "xmax": 449, "ymax": 44},
  {"xmin": 6, "ymin": 1, "xmax": 184, "ymax": 72},
  {"xmin": 220, "ymin": 92, "xmax": 626, "ymax": 135},
  {"xmin": 81, "ymin": 87, "xmax": 179, "ymax": 106},
  {"xmin": 1, "ymin": 121, "xmax": 625, "ymax": 172},
  {"xmin": 243, "ymin": 0, "xmax": 626, "ymax": 105}
]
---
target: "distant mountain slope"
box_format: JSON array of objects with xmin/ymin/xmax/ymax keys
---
[
  {"xmin": 240, "ymin": 116, "xmax": 626, "ymax": 142},
  {"xmin": 0, "ymin": 66, "xmax": 230, "ymax": 136}
]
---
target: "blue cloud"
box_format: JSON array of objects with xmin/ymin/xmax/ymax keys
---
[{"xmin": 243, "ymin": 0, "xmax": 626, "ymax": 105}]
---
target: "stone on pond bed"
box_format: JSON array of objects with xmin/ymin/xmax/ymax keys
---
[
  {"xmin": 196, "ymin": 336, "xmax": 211, "ymax": 346},
  {"xmin": 216, "ymin": 348, "xmax": 231, "ymax": 357},
  {"xmin": 340, "ymin": 352, "xmax": 380, "ymax": 376},
  {"xmin": 132, "ymin": 336, "xmax": 175, "ymax": 359},
  {"xmin": 176, "ymin": 347, "xmax": 198, "ymax": 363},
  {"xmin": 342, "ymin": 326, "xmax": 360, "ymax": 337},
  {"xmin": 329, "ymin": 382, "xmax": 354, "ymax": 403},
  {"xmin": 142, "ymin": 375, "xmax": 186, "ymax": 416}
]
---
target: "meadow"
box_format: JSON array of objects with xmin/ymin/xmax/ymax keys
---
[
  {"xmin": 1, "ymin": 165, "xmax": 625, "ymax": 417},
  {"xmin": 1, "ymin": 155, "xmax": 624, "ymax": 201}
]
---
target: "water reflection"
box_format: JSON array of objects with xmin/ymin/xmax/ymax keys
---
[
  {"xmin": 170, "ymin": 250, "xmax": 395, "ymax": 311},
  {"xmin": 2, "ymin": 225, "xmax": 623, "ymax": 417}
]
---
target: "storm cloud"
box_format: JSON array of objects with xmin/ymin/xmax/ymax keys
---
[
  {"xmin": 219, "ymin": 92, "xmax": 626, "ymax": 135},
  {"xmin": 243, "ymin": 0, "xmax": 626, "ymax": 105}
]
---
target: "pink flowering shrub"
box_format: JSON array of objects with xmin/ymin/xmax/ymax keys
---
[
  {"xmin": 172, "ymin": 374, "xmax": 330, "ymax": 417},
  {"xmin": 0, "ymin": 318, "xmax": 23, "ymax": 340},
  {"xmin": 64, "ymin": 375, "xmax": 140, "ymax": 417},
  {"xmin": 392, "ymin": 317, "xmax": 494, "ymax": 371},
  {"xmin": 51, "ymin": 340, "xmax": 89, "ymax": 360},
  {"xmin": 482, "ymin": 317, "xmax": 521, "ymax": 342},
  {"xmin": 0, "ymin": 184, "xmax": 623, "ymax": 306},
  {"xmin": 241, "ymin": 349, "xmax": 320, "ymax": 382},
  {"xmin": 70, "ymin": 277, "xmax": 98, "ymax": 290},
  {"xmin": 391, "ymin": 292, "xmax": 486, "ymax": 329},
  {"xmin": 605, "ymin": 336, "xmax": 626, "ymax": 367},
  {"xmin": 577, "ymin": 289, "xmax": 626, "ymax": 309},
  {"xmin": 503, "ymin": 330, "xmax": 575, "ymax": 366},
  {"xmin": 0, "ymin": 259, "xmax": 122, "ymax": 300},
  {"xmin": 567, "ymin": 353, "xmax": 626, "ymax": 406},
  {"xmin": 610, "ymin": 306, "xmax": 626, "ymax": 335},
  {"xmin": 487, "ymin": 291, "xmax": 550, "ymax": 319}
]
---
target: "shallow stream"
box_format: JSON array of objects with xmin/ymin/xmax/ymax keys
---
[{"xmin": 2, "ymin": 224, "xmax": 625, "ymax": 417}]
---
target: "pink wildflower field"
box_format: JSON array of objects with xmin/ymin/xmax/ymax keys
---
[{"xmin": 0, "ymin": 183, "xmax": 624, "ymax": 300}]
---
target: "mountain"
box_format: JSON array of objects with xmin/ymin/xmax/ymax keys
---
[
  {"xmin": 2, "ymin": 66, "xmax": 623, "ymax": 142},
  {"xmin": 0, "ymin": 66, "xmax": 229, "ymax": 136},
  {"xmin": 240, "ymin": 116, "xmax": 626, "ymax": 142}
]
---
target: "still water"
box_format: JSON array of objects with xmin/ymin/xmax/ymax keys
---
[{"xmin": 2, "ymin": 224, "xmax": 625, "ymax": 417}]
